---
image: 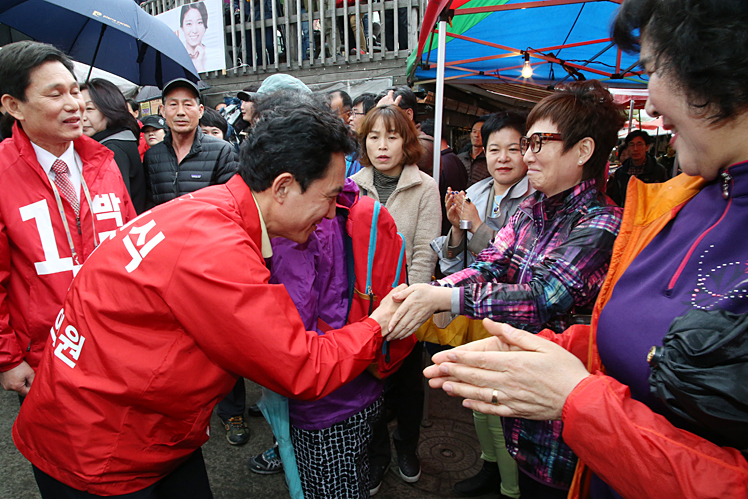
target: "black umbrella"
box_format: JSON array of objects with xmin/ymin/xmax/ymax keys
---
[{"xmin": 0, "ymin": 0, "xmax": 199, "ymax": 87}]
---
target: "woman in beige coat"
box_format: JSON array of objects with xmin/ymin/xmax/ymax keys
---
[
  {"xmin": 350, "ymin": 104, "xmax": 440, "ymax": 491},
  {"xmin": 351, "ymin": 105, "xmax": 441, "ymax": 285}
]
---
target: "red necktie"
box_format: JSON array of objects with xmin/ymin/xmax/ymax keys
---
[{"xmin": 51, "ymin": 159, "xmax": 79, "ymax": 216}]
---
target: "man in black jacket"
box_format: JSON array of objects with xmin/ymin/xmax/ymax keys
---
[
  {"xmin": 144, "ymin": 78, "xmax": 238, "ymax": 207},
  {"xmin": 607, "ymin": 130, "xmax": 668, "ymax": 207}
]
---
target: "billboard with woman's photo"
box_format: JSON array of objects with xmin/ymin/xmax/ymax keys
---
[{"xmin": 156, "ymin": 0, "xmax": 226, "ymax": 74}]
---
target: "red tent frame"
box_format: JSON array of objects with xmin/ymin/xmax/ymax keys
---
[{"xmin": 412, "ymin": 0, "xmax": 642, "ymax": 86}]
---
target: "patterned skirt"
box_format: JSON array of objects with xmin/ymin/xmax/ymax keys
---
[{"xmin": 291, "ymin": 397, "xmax": 384, "ymax": 499}]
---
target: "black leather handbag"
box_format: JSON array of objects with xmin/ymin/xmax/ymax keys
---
[{"xmin": 648, "ymin": 308, "xmax": 748, "ymax": 454}]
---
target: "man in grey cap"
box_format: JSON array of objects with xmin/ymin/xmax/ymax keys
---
[
  {"xmin": 258, "ymin": 74, "xmax": 312, "ymax": 96},
  {"xmin": 235, "ymin": 76, "xmax": 312, "ymax": 146},
  {"xmin": 143, "ymin": 78, "xmax": 238, "ymax": 207},
  {"xmin": 238, "ymin": 75, "xmax": 312, "ymax": 126}
]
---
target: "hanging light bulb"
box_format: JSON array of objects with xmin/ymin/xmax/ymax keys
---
[{"xmin": 521, "ymin": 52, "xmax": 533, "ymax": 79}]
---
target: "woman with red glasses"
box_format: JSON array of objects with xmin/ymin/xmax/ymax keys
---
[{"xmin": 387, "ymin": 80, "xmax": 624, "ymax": 498}]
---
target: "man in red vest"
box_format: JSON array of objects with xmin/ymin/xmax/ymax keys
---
[
  {"xmin": 13, "ymin": 91, "xmax": 408, "ymax": 498},
  {"xmin": 0, "ymin": 41, "xmax": 136, "ymax": 399}
]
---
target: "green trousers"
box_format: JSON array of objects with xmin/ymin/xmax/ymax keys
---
[{"xmin": 473, "ymin": 410, "xmax": 521, "ymax": 499}]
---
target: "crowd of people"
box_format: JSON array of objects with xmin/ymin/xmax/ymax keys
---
[{"xmin": 1, "ymin": 0, "xmax": 747, "ymax": 498}]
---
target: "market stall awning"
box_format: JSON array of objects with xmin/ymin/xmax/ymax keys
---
[
  {"xmin": 609, "ymin": 87, "xmax": 649, "ymax": 109},
  {"xmin": 409, "ymin": 0, "xmax": 646, "ymax": 89}
]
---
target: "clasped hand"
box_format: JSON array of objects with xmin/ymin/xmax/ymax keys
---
[
  {"xmin": 387, "ymin": 283, "xmax": 452, "ymax": 339},
  {"xmin": 423, "ymin": 319, "xmax": 591, "ymax": 420},
  {"xmin": 445, "ymin": 188, "xmax": 481, "ymax": 232},
  {"xmin": 0, "ymin": 360, "xmax": 35, "ymax": 397},
  {"xmin": 371, "ymin": 283, "xmax": 453, "ymax": 340},
  {"xmin": 370, "ymin": 283, "xmax": 411, "ymax": 340}
]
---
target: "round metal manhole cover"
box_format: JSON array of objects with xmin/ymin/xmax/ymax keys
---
[{"xmin": 381, "ymin": 417, "xmax": 483, "ymax": 497}]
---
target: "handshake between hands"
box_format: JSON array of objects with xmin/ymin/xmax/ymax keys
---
[
  {"xmin": 369, "ymin": 283, "xmax": 453, "ymax": 341},
  {"xmin": 371, "ymin": 285, "xmax": 591, "ymax": 420}
]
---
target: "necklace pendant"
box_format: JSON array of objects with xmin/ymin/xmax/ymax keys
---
[{"xmin": 721, "ymin": 171, "xmax": 732, "ymax": 200}]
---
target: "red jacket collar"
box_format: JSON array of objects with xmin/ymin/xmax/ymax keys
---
[
  {"xmin": 225, "ymin": 175, "xmax": 265, "ymax": 254},
  {"xmin": 11, "ymin": 121, "xmax": 114, "ymax": 179}
]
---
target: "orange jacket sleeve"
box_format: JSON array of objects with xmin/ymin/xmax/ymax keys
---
[{"xmin": 562, "ymin": 374, "xmax": 748, "ymax": 499}]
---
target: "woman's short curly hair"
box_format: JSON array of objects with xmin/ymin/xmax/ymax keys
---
[
  {"xmin": 358, "ymin": 105, "xmax": 423, "ymax": 168},
  {"xmin": 612, "ymin": 0, "xmax": 748, "ymax": 123},
  {"xmin": 526, "ymin": 80, "xmax": 625, "ymax": 191}
]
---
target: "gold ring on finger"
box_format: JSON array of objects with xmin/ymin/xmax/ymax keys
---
[{"xmin": 491, "ymin": 389, "xmax": 499, "ymax": 405}]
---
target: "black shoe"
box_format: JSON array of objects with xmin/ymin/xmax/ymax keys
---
[
  {"xmin": 248, "ymin": 445, "xmax": 283, "ymax": 475},
  {"xmin": 397, "ymin": 453, "xmax": 420, "ymax": 483},
  {"xmin": 369, "ymin": 463, "xmax": 387, "ymax": 496},
  {"xmin": 247, "ymin": 403, "xmax": 263, "ymax": 417},
  {"xmin": 223, "ymin": 416, "xmax": 250, "ymax": 446},
  {"xmin": 453, "ymin": 460, "xmax": 501, "ymax": 497}
]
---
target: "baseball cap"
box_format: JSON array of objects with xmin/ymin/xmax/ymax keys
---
[
  {"xmin": 256, "ymin": 74, "xmax": 311, "ymax": 95},
  {"xmin": 162, "ymin": 78, "xmax": 200, "ymax": 100},
  {"xmin": 140, "ymin": 115, "xmax": 167, "ymax": 130},
  {"xmin": 237, "ymin": 90, "xmax": 257, "ymax": 102}
]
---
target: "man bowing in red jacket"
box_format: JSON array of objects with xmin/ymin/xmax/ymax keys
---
[
  {"xmin": 12, "ymin": 93, "xmax": 409, "ymax": 498},
  {"xmin": 0, "ymin": 41, "xmax": 136, "ymax": 399}
]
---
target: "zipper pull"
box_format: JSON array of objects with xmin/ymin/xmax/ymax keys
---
[
  {"xmin": 721, "ymin": 170, "xmax": 732, "ymax": 200},
  {"xmin": 77, "ymin": 216, "xmax": 81, "ymax": 235}
]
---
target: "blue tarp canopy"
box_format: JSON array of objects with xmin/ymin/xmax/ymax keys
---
[{"xmin": 409, "ymin": 0, "xmax": 646, "ymax": 90}]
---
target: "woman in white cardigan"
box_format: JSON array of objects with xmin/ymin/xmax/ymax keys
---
[
  {"xmin": 351, "ymin": 105, "xmax": 441, "ymax": 285},
  {"xmin": 350, "ymin": 104, "xmax": 440, "ymax": 490}
]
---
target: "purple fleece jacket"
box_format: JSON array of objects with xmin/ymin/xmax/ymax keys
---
[
  {"xmin": 270, "ymin": 179, "xmax": 383, "ymax": 431},
  {"xmin": 594, "ymin": 161, "xmax": 748, "ymax": 499}
]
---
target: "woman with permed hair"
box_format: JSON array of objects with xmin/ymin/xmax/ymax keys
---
[
  {"xmin": 389, "ymin": 80, "xmax": 626, "ymax": 498},
  {"xmin": 424, "ymin": 1, "xmax": 748, "ymax": 498}
]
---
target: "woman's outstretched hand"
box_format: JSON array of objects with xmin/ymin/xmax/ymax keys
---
[
  {"xmin": 423, "ymin": 319, "xmax": 590, "ymax": 420},
  {"xmin": 386, "ymin": 284, "xmax": 452, "ymax": 340}
]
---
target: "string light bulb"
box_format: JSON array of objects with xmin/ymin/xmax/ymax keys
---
[{"xmin": 521, "ymin": 52, "xmax": 533, "ymax": 78}]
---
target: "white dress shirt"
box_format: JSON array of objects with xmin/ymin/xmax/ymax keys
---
[{"xmin": 31, "ymin": 141, "xmax": 82, "ymax": 202}]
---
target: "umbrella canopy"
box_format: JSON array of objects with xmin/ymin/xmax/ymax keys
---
[
  {"xmin": 609, "ymin": 87, "xmax": 649, "ymax": 109},
  {"xmin": 619, "ymin": 115, "xmax": 665, "ymax": 138},
  {"xmin": 135, "ymin": 85, "xmax": 163, "ymax": 104},
  {"xmin": 409, "ymin": 0, "xmax": 646, "ymax": 89},
  {"xmin": 72, "ymin": 61, "xmax": 138, "ymax": 97},
  {"xmin": 0, "ymin": 0, "xmax": 199, "ymax": 87}
]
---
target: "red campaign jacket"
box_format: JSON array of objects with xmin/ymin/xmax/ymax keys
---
[
  {"xmin": 0, "ymin": 123, "xmax": 136, "ymax": 372},
  {"xmin": 13, "ymin": 175, "xmax": 388, "ymax": 496},
  {"xmin": 539, "ymin": 175, "xmax": 748, "ymax": 499}
]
